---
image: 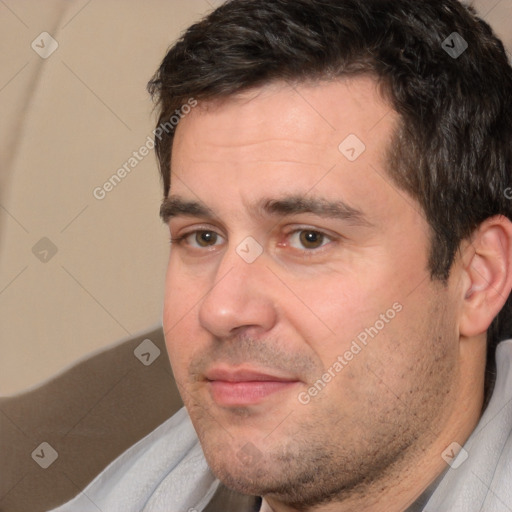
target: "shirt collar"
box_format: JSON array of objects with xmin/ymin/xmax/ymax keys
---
[
  {"xmin": 259, "ymin": 498, "xmax": 274, "ymax": 512},
  {"xmin": 258, "ymin": 471, "xmax": 444, "ymax": 512}
]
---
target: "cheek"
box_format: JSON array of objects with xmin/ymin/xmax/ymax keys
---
[
  {"xmin": 163, "ymin": 256, "xmax": 203, "ymax": 325},
  {"xmin": 162, "ymin": 262, "xmax": 204, "ymax": 379},
  {"xmin": 281, "ymin": 271, "xmax": 395, "ymax": 351},
  {"xmin": 279, "ymin": 269, "xmax": 421, "ymax": 403}
]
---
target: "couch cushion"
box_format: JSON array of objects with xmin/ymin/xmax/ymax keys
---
[{"xmin": 0, "ymin": 326, "xmax": 183, "ymax": 512}]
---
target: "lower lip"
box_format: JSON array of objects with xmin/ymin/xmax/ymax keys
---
[{"xmin": 209, "ymin": 380, "xmax": 298, "ymax": 406}]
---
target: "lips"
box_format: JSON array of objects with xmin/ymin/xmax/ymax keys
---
[{"xmin": 205, "ymin": 367, "xmax": 300, "ymax": 406}]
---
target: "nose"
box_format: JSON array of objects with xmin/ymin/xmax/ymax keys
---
[{"xmin": 198, "ymin": 248, "xmax": 278, "ymax": 339}]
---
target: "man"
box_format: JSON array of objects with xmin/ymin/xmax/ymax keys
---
[{"xmin": 50, "ymin": 0, "xmax": 512, "ymax": 510}]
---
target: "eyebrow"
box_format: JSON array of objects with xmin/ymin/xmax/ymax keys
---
[
  {"xmin": 261, "ymin": 196, "xmax": 373, "ymax": 227},
  {"xmin": 160, "ymin": 194, "xmax": 372, "ymax": 227},
  {"xmin": 160, "ymin": 196, "xmax": 213, "ymax": 223}
]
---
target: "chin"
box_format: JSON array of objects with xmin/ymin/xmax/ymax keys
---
[{"xmin": 204, "ymin": 444, "xmax": 270, "ymax": 493}]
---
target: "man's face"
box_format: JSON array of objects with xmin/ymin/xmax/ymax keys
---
[{"xmin": 162, "ymin": 78, "xmax": 461, "ymax": 506}]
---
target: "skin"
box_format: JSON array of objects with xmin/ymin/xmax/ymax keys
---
[{"xmin": 161, "ymin": 77, "xmax": 492, "ymax": 511}]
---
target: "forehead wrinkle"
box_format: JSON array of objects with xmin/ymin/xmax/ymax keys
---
[{"xmin": 194, "ymin": 139, "xmax": 331, "ymax": 167}]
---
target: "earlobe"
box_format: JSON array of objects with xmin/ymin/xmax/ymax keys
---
[{"xmin": 459, "ymin": 216, "xmax": 512, "ymax": 338}]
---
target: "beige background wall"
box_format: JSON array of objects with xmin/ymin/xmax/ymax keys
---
[{"xmin": 1, "ymin": 0, "xmax": 511, "ymax": 396}]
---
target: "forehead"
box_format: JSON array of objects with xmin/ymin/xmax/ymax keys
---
[
  {"xmin": 168, "ymin": 77, "xmax": 403, "ymax": 223},
  {"xmin": 172, "ymin": 76, "xmax": 394, "ymax": 168}
]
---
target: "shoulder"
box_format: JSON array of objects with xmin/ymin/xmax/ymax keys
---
[
  {"xmin": 425, "ymin": 340, "xmax": 512, "ymax": 511},
  {"xmin": 48, "ymin": 407, "xmax": 218, "ymax": 512}
]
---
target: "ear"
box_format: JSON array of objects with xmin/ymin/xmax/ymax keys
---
[{"xmin": 459, "ymin": 215, "xmax": 512, "ymax": 337}]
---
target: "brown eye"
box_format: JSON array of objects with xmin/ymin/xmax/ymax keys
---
[
  {"xmin": 195, "ymin": 231, "xmax": 219, "ymax": 247},
  {"xmin": 288, "ymin": 230, "xmax": 330, "ymax": 250},
  {"xmin": 299, "ymin": 230, "xmax": 325, "ymax": 249}
]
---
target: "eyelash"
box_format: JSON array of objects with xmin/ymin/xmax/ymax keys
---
[
  {"xmin": 169, "ymin": 230, "xmax": 219, "ymax": 246},
  {"xmin": 169, "ymin": 234, "xmax": 192, "ymax": 244},
  {"xmin": 169, "ymin": 228, "xmax": 336, "ymax": 252}
]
